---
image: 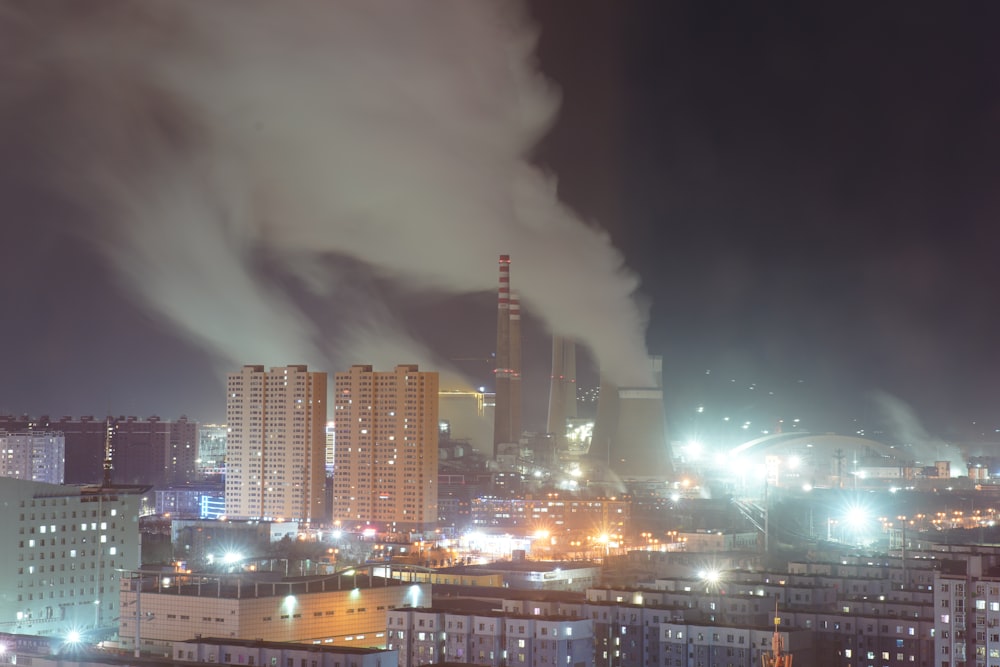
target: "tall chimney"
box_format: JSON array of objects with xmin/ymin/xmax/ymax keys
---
[
  {"xmin": 509, "ymin": 292, "xmax": 522, "ymax": 446},
  {"xmin": 563, "ymin": 339, "xmax": 577, "ymax": 420},
  {"xmin": 546, "ymin": 337, "xmax": 579, "ymax": 445},
  {"xmin": 546, "ymin": 337, "xmax": 566, "ymax": 442},
  {"xmin": 492, "ymin": 254, "xmax": 512, "ymax": 457}
]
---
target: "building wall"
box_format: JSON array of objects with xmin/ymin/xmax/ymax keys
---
[
  {"xmin": 333, "ymin": 365, "xmax": 438, "ymax": 533},
  {"xmin": 0, "ymin": 431, "xmax": 65, "ymax": 484},
  {"xmin": 386, "ymin": 608, "xmax": 593, "ymax": 667},
  {"xmin": 0, "ymin": 415, "xmax": 200, "ymax": 487},
  {"xmin": 226, "ymin": 365, "xmax": 327, "ymax": 523},
  {"xmin": 0, "ymin": 478, "xmax": 144, "ymax": 639},
  {"xmin": 197, "ymin": 424, "xmax": 228, "ymax": 475},
  {"xmin": 120, "ymin": 575, "xmax": 428, "ymax": 654},
  {"xmin": 173, "ymin": 638, "xmax": 397, "ymax": 667}
]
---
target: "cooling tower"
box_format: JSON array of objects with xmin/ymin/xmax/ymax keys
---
[
  {"xmin": 590, "ymin": 356, "xmax": 672, "ymax": 480},
  {"xmin": 492, "ymin": 255, "xmax": 512, "ymax": 457},
  {"xmin": 546, "ymin": 336, "xmax": 577, "ymax": 443}
]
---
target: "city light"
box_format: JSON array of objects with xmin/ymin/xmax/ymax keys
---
[
  {"xmin": 698, "ymin": 568, "xmax": 721, "ymax": 585},
  {"xmin": 222, "ymin": 551, "xmax": 243, "ymax": 564}
]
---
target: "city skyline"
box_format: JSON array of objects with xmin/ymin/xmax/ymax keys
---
[{"xmin": 0, "ymin": 2, "xmax": 997, "ymax": 448}]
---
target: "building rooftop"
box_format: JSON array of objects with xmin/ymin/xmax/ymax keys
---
[
  {"xmin": 131, "ymin": 573, "xmax": 420, "ymax": 599},
  {"xmin": 439, "ymin": 560, "xmax": 598, "ymax": 574},
  {"xmin": 179, "ymin": 638, "xmax": 392, "ymax": 654}
]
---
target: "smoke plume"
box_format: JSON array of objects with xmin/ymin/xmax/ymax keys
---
[
  {"xmin": 871, "ymin": 391, "xmax": 964, "ymax": 474},
  {"xmin": 0, "ymin": 1, "xmax": 651, "ymax": 386}
]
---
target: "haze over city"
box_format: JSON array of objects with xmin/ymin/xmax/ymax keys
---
[{"xmin": 1, "ymin": 1, "xmax": 997, "ymax": 445}]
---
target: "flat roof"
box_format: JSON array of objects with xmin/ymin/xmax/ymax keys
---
[
  {"xmin": 134, "ymin": 573, "xmax": 420, "ymax": 599},
  {"xmin": 439, "ymin": 560, "xmax": 598, "ymax": 574},
  {"xmin": 179, "ymin": 638, "xmax": 392, "ymax": 654}
]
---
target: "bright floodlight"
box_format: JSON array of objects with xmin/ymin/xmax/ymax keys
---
[
  {"xmin": 222, "ymin": 551, "xmax": 243, "ymax": 564},
  {"xmin": 788, "ymin": 455, "xmax": 801, "ymax": 470},
  {"xmin": 844, "ymin": 505, "xmax": 870, "ymax": 528},
  {"xmin": 684, "ymin": 440, "xmax": 703, "ymax": 461},
  {"xmin": 699, "ymin": 569, "xmax": 721, "ymax": 584},
  {"xmin": 65, "ymin": 630, "xmax": 82, "ymax": 644}
]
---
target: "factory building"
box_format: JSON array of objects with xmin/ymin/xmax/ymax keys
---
[{"xmin": 118, "ymin": 571, "xmax": 430, "ymax": 655}]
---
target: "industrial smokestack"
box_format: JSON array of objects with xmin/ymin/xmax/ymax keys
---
[
  {"xmin": 564, "ymin": 340, "xmax": 577, "ymax": 420},
  {"xmin": 492, "ymin": 254, "xmax": 512, "ymax": 457},
  {"xmin": 509, "ymin": 292, "xmax": 522, "ymax": 448},
  {"xmin": 546, "ymin": 336, "xmax": 577, "ymax": 444}
]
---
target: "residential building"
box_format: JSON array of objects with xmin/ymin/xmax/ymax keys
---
[
  {"xmin": 196, "ymin": 423, "xmax": 228, "ymax": 479},
  {"xmin": 225, "ymin": 365, "xmax": 327, "ymax": 523},
  {"xmin": 0, "ymin": 431, "xmax": 65, "ymax": 484},
  {"xmin": 0, "ymin": 477, "xmax": 147, "ymax": 639},
  {"xmin": 155, "ymin": 485, "xmax": 224, "ymax": 519},
  {"xmin": 386, "ymin": 607, "xmax": 594, "ymax": 667},
  {"xmin": 173, "ymin": 637, "xmax": 398, "ymax": 667},
  {"xmin": 0, "ymin": 415, "xmax": 199, "ymax": 487},
  {"xmin": 333, "ymin": 365, "xmax": 438, "ymax": 533}
]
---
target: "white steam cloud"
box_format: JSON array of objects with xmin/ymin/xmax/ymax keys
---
[
  {"xmin": 872, "ymin": 391, "xmax": 965, "ymax": 474},
  {"xmin": 0, "ymin": 1, "xmax": 651, "ymax": 385}
]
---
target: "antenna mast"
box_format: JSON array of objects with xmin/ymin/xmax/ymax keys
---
[
  {"xmin": 102, "ymin": 416, "xmax": 114, "ymax": 487},
  {"xmin": 761, "ymin": 598, "xmax": 792, "ymax": 667}
]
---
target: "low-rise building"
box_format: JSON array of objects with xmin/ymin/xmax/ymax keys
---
[
  {"xmin": 386, "ymin": 607, "xmax": 594, "ymax": 667},
  {"xmin": 0, "ymin": 478, "xmax": 146, "ymax": 640},
  {"xmin": 118, "ymin": 571, "xmax": 430, "ymax": 655},
  {"xmin": 173, "ymin": 637, "xmax": 398, "ymax": 667}
]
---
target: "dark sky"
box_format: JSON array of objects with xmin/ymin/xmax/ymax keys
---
[
  {"xmin": 530, "ymin": 1, "xmax": 1000, "ymax": 444},
  {"xmin": 2, "ymin": 2, "xmax": 999, "ymax": 447}
]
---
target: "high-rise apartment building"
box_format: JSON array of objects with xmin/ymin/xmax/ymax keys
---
[
  {"xmin": 225, "ymin": 365, "xmax": 327, "ymax": 523},
  {"xmin": 0, "ymin": 431, "xmax": 65, "ymax": 484},
  {"xmin": 333, "ymin": 364, "xmax": 438, "ymax": 533}
]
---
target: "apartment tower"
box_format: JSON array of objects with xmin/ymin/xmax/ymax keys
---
[
  {"xmin": 333, "ymin": 364, "xmax": 438, "ymax": 533},
  {"xmin": 225, "ymin": 365, "xmax": 327, "ymax": 523}
]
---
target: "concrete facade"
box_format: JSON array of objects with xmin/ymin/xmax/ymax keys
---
[
  {"xmin": 118, "ymin": 572, "xmax": 429, "ymax": 655},
  {"xmin": 0, "ymin": 478, "xmax": 146, "ymax": 640},
  {"xmin": 225, "ymin": 365, "xmax": 327, "ymax": 523},
  {"xmin": 332, "ymin": 365, "xmax": 438, "ymax": 533}
]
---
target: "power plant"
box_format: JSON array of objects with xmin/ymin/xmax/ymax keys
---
[
  {"xmin": 546, "ymin": 336, "xmax": 577, "ymax": 447},
  {"xmin": 590, "ymin": 356, "xmax": 673, "ymax": 481},
  {"xmin": 492, "ymin": 254, "xmax": 519, "ymax": 457},
  {"xmin": 490, "ymin": 254, "xmax": 671, "ymax": 483}
]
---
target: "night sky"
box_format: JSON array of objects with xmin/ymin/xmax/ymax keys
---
[{"xmin": 1, "ymin": 2, "xmax": 998, "ymax": 449}]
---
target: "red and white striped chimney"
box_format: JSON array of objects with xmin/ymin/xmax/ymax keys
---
[
  {"xmin": 492, "ymin": 255, "xmax": 512, "ymax": 456},
  {"xmin": 509, "ymin": 291, "xmax": 522, "ymax": 446}
]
